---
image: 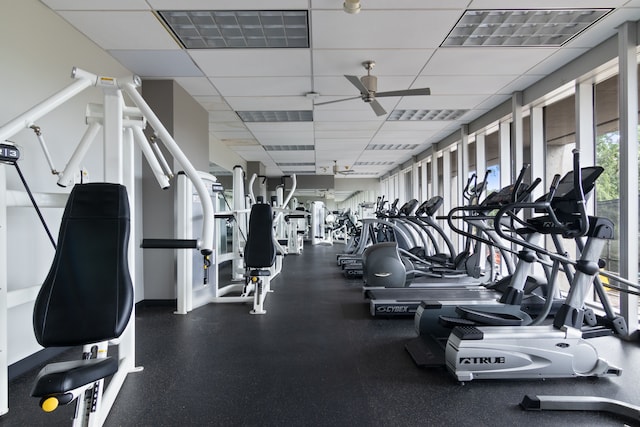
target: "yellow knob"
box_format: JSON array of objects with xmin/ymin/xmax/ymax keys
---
[{"xmin": 41, "ymin": 397, "xmax": 59, "ymax": 412}]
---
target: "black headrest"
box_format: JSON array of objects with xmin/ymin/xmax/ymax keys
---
[
  {"xmin": 244, "ymin": 203, "xmax": 276, "ymax": 268},
  {"xmin": 33, "ymin": 183, "xmax": 133, "ymax": 347}
]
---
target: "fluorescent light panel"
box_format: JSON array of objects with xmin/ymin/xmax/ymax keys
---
[
  {"xmin": 237, "ymin": 110, "xmax": 313, "ymax": 122},
  {"xmin": 158, "ymin": 10, "xmax": 309, "ymax": 49},
  {"xmin": 282, "ymin": 170, "xmax": 315, "ymax": 174},
  {"xmin": 442, "ymin": 9, "xmax": 611, "ymax": 47},
  {"xmin": 367, "ymin": 144, "xmax": 419, "ymax": 151},
  {"xmin": 277, "ymin": 162, "xmax": 315, "ymax": 166},
  {"xmin": 355, "ymin": 161, "xmax": 395, "ymax": 166},
  {"xmin": 264, "ymin": 145, "xmax": 314, "ymax": 151},
  {"xmin": 388, "ymin": 109, "xmax": 468, "ymax": 121}
]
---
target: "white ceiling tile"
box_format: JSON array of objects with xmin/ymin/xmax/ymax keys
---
[
  {"xmin": 381, "ymin": 121, "xmax": 451, "ymax": 132},
  {"xmin": 395, "ymin": 94, "xmax": 490, "ymax": 110},
  {"xmin": 413, "ymin": 75, "xmax": 520, "ymax": 95},
  {"xmin": 312, "ymin": 0, "xmax": 470, "ymax": 8},
  {"xmin": 246, "ymin": 122, "xmax": 314, "ymax": 133},
  {"xmin": 313, "ymin": 109, "xmax": 386, "ymax": 122},
  {"xmin": 314, "ymin": 130, "xmax": 377, "ymax": 139},
  {"xmin": 212, "ymin": 77, "xmax": 312, "ymax": 97},
  {"xmin": 315, "ymin": 152, "xmax": 361, "ymax": 163},
  {"xmin": 174, "ymin": 77, "xmax": 219, "ymax": 96},
  {"xmin": 314, "ymin": 122, "xmax": 381, "ymax": 132},
  {"xmin": 311, "ymin": 10, "xmax": 463, "ymax": 49},
  {"xmin": 312, "ymin": 49, "xmax": 433, "ymax": 76},
  {"xmin": 209, "ymin": 122, "xmax": 246, "ymax": 132},
  {"xmin": 148, "ymin": 0, "xmax": 307, "ymax": 8},
  {"xmin": 209, "ymin": 111, "xmax": 241, "ymax": 122},
  {"xmin": 527, "ymin": 49, "xmax": 590, "ymax": 76},
  {"xmin": 422, "ymin": 48, "xmax": 557, "ymax": 76},
  {"xmin": 211, "ymin": 130, "xmax": 255, "ymax": 139},
  {"xmin": 259, "ymin": 136, "xmax": 316, "ymax": 145},
  {"xmin": 190, "ymin": 50, "xmax": 311, "ymax": 77},
  {"xmin": 268, "ymin": 152, "xmax": 315, "ymax": 162},
  {"xmin": 58, "ymin": 11, "xmax": 179, "ymax": 50},
  {"xmin": 110, "ymin": 50, "xmax": 203, "ymax": 77},
  {"xmin": 315, "ymin": 139, "xmax": 370, "ymax": 150},
  {"xmin": 497, "ymin": 75, "xmax": 545, "ymax": 95},
  {"xmin": 224, "ymin": 96, "xmax": 312, "ymax": 111},
  {"xmin": 197, "ymin": 96, "xmax": 231, "ymax": 110},
  {"xmin": 42, "ymin": 0, "xmax": 150, "ymax": 10}
]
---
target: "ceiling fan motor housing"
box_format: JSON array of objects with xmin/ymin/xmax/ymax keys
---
[{"xmin": 360, "ymin": 75, "xmax": 377, "ymax": 100}]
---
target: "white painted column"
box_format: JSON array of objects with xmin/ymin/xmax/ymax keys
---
[
  {"xmin": 617, "ymin": 21, "xmax": 639, "ymax": 331},
  {"xmin": 475, "ymin": 132, "xmax": 486, "ymax": 182},
  {"xmin": 529, "ymin": 105, "xmax": 545, "ymax": 201},
  {"xmin": 0, "ymin": 166, "xmax": 7, "ymax": 416},
  {"xmin": 442, "ymin": 148, "xmax": 453, "ymax": 251},
  {"xmin": 511, "ymin": 92, "xmax": 524, "ymax": 180},
  {"xmin": 499, "ymin": 120, "xmax": 511, "ymax": 188},
  {"xmin": 575, "ymin": 81, "xmax": 596, "ymax": 213}
]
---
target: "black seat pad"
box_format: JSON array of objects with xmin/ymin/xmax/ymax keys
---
[{"xmin": 31, "ymin": 358, "xmax": 118, "ymax": 397}]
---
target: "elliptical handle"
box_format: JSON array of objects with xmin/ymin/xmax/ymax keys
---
[
  {"xmin": 572, "ymin": 149, "xmax": 589, "ymax": 237},
  {"xmin": 512, "ymin": 163, "xmax": 530, "ymax": 202},
  {"xmin": 546, "ymin": 174, "xmax": 562, "ymax": 202},
  {"xmin": 516, "ymin": 177, "xmax": 542, "ymax": 203},
  {"xmin": 463, "ymin": 173, "xmax": 477, "ymax": 200}
]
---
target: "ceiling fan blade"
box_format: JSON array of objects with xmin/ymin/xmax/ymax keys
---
[
  {"xmin": 314, "ymin": 95, "xmax": 361, "ymax": 106},
  {"xmin": 376, "ymin": 87, "xmax": 431, "ymax": 98},
  {"xmin": 369, "ymin": 99, "xmax": 387, "ymax": 116},
  {"xmin": 345, "ymin": 74, "xmax": 369, "ymax": 94}
]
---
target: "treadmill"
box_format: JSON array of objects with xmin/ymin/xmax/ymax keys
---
[{"xmin": 365, "ymin": 165, "xmax": 546, "ymax": 318}]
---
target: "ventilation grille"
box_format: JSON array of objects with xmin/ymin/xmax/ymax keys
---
[
  {"xmin": 277, "ymin": 162, "xmax": 315, "ymax": 166},
  {"xmin": 388, "ymin": 109, "xmax": 468, "ymax": 121},
  {"xmin": 442, "ymin": 9, "xmax": 611, "ymax": 47},
  {"xmin": 237, "ymin": 110, "xmax": 313, "ymax": 122},
  {"xmin": 355, "ymin": 161, "xmax": 395, "ymax": 166},
  {"xmin": 159, "ymin": 10, "xmax": 309, "ymax": 49},
  {"xmin": 367, "ymin": 144, "xmax": 419, "ymax": 151},
  {"xmin": 264, "ymin": 145, "xmax": 314, "ymax": 151}
]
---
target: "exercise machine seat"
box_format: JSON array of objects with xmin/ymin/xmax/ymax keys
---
[
  {"xmin": 31, "ymin": 183, "xmax": 133, "ymax": 398},
  {"xmin": 244, "ymin": 203, "xmax": 276, "ymax": 271}
]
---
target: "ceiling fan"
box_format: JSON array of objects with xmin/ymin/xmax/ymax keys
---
[
  {"xmin": 333, "ymin": 160, "xmax": 355, "ymax": 176},
  {"xmin": 314, "ymin": 60, "xmax": 431, "ymax": 116}
]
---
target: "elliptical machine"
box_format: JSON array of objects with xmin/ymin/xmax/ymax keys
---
[{"xmin": 445, "ymin": 150, "xmax": 625, "ymax": 381}]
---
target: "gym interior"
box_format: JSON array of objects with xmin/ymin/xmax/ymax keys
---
[{"xmin": 2, "ymin": 1, "xmax": 640, "ymax": 426}]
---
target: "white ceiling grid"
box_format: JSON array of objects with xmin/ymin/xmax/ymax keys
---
[{"xmin": 40, "ymin": 0, "xmax": 640, "ymax": 192}]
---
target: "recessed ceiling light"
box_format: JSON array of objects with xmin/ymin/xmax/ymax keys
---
[
  {"xmin": 355, "ymin": 161, "xmax": 395, "ymax": 166},
  {"xmin": 367, "ymin": 144, "xmax": 419, "ymax": 151},
  {"xmin": 387, "ymin": 109, "xmax": 469, "ymax": 121},
  {"xmin": 158, "ymin": 10, "xmax": 309, "ymax": 49},
  {"xmin": 277, "ymin": 162, "xmax": 315, "ymax": 166},
  {"xmin": 237, "ymin": 110, "xmax": 313, "ymax": 122},
  {"xmin": 442, "ymin": 9, "xmax": 611, "ymax": 47},
  {"xmin": 264, "ymin": 145, "xmax": 314, "ymax": 151}
]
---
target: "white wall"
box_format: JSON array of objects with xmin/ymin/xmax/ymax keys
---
[{"xmin": 0, "ymin": 0, "xmax": 134, "ymax": 364}]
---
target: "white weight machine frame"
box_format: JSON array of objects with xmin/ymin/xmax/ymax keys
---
[{"xmin": 0, "ymin": 67, "xmax": 213, "ymax": 426}]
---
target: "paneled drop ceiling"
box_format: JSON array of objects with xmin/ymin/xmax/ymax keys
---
[{"xmin": 40, "ymin": 0, "xmax": 640, "ymax": 192}]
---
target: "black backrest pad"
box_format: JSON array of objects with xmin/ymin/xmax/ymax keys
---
[
  {"xmin": 244, "ymin": 203, "xmax": 276, "ymax": 268},
  {"xmin": 33, "ymin": 183, "xmax": 134, "ymax": 347}
]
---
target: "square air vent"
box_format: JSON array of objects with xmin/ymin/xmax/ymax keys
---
[
  {"xmin": 158, "ymin": 10, "xmax": 309, "ymax": 49},
  {"xmin": 442, "ymin": 9, "xmax": 611, "ymax": 47}
]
